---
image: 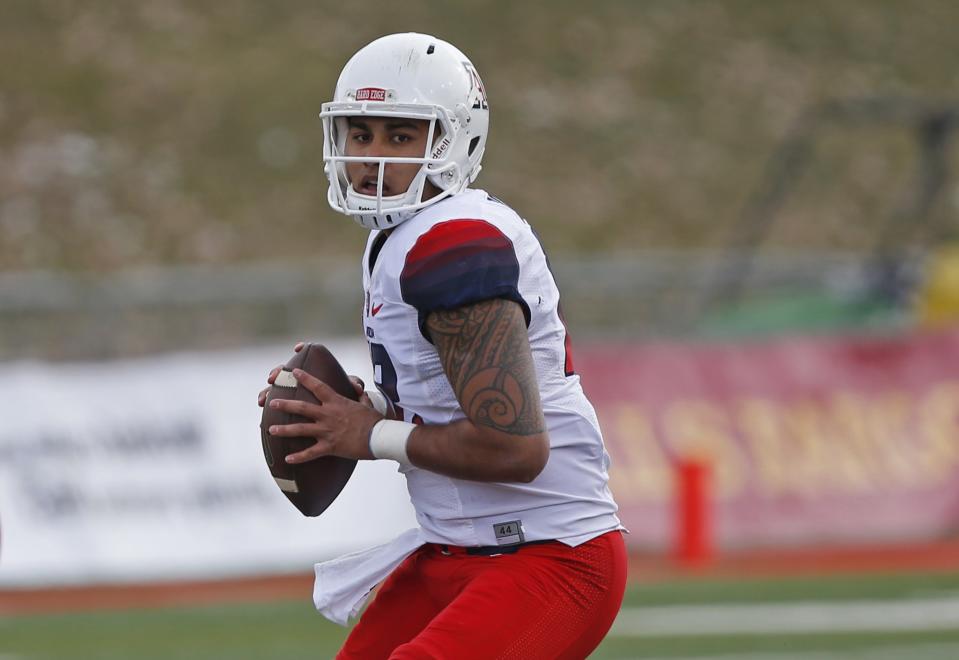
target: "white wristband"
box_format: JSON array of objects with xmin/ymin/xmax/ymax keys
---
[
  {"xmin": 366, "ymin": 390, "xmax": 391, "ymax": 417},
  {"xmin": 369, "ymin": 419, "xmax": 415, "ymax": 468}
]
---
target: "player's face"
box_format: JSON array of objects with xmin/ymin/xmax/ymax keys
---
[{"xmin": 344, "ymin": 117, "xmax": 440, "ymax": 200}]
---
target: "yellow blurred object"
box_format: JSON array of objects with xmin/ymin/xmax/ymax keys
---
[{"xmin": 917, "ymin": 243, "xmax": 959, "ymax": 326}]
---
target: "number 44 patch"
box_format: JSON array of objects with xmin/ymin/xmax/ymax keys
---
[{"xmin": 493, "ymin": 520, "xmax": 525, "ymax": 545}]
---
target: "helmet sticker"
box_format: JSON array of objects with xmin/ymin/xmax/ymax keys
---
[{"xmin": 355, "ymin": 87, "xmax": 388, "ymax": 102}]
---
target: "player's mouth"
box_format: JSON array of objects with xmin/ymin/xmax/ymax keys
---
[{"xmin": 358, "ymin": 177, "xmax": 390, "ymax": 196}]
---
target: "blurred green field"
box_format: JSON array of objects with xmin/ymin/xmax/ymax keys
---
[{"xmin": 5, "ymin": 570, "xmax": 959, "ymax": 659}]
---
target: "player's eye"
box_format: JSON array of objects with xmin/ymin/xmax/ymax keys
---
[{"xmin": 392, "ymin": 133, "xmax": 415, "ymax": 144}]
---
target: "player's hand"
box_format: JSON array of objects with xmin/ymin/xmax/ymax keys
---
[
  {"xmin": 257, "ymin": 342, "xmax": 305, "ymax": 407},
  {"xmin": 268, "ymin": 368, "xmax": 382, "ymax": 463},
  {"xmin": 347, "ymin": 375, "xmax": 380, "ymax": 411},
  {"xmin": 348, "ymin": 375, "xmax": 365, "ymax": 399}
]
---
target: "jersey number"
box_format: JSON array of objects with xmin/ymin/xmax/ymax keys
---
[
  {"xmin": 369, "ymin": 342, "xmax": 426, "ymax": 424},
  {"xmin": 369, "ymin": 342, "xmax": 400, "ymax": 408}
]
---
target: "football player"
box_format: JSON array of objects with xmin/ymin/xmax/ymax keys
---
[{"xmin": 261, "ymin": 33, "xmax": 626, "ymax": 659}]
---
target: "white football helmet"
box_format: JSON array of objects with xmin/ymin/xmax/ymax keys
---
[{"xmin": 321, "ymin": 33, "xmax": 490, "ymax": 229}]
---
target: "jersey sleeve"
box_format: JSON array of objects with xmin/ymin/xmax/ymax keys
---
[{"xmin": 400, "ymin": 218, "xmax": 531, "ymax": 341}]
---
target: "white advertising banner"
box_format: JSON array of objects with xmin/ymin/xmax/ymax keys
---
[{"xmin": 0, "ymin": 341, "xmax": 417, "ymax": 588}]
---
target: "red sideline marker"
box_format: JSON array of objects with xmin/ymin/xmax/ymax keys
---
[{"xmin": 675, "ymin": 458, "xmax": 713, "ymax": 568}]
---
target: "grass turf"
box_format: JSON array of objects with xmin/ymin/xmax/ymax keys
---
[{"xmin": 4, "ymin": 570, "xmax": 959, "ymax": 659}]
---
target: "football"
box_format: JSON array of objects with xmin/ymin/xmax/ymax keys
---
[{"xmin": 260, "ymin": 343, "xmax": 358, "ymax": 517}]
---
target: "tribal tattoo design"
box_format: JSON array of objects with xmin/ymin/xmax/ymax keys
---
[{"xmin": 427, "ymin": 299, "xmax": 546, "ymax": 436}]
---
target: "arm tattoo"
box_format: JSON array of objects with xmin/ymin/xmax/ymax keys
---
[{"xmin": 427, "ymin": 299, "xmax": 546, "ymax": 436}]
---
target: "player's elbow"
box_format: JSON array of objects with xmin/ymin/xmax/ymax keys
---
[{"xmin": 511, "ymin": 432, "xmax": 550, "ymax": 483}]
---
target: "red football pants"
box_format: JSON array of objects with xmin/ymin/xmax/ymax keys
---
[{"xmin": 336, "ymin": 530, "xmax": 627, "ymax": 660}]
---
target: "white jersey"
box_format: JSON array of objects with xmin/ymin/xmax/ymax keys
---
[{"xmin": 361, "ymin": 189, "xmax": 621, "ymax": 547}]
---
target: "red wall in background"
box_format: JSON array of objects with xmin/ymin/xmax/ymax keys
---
[{"xmin": 576, "ymin": 327, "xmax": 959, "ymax": 551}]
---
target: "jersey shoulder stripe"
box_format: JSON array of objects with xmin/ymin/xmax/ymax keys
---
[
  {"xmin": 404, "ymin": 218, "xmax": 510, "ymax": 264},
  {"xmin": 400, "ymin": 218, "xmax": 530, "ymax": 339}
]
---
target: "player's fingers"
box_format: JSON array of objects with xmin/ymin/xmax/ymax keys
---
[
  {"xmin": 285, "ymin": 439, "xmax": 333, "ymax": 464},
  {"xmin": 268, "ymin": 421, "xmax": 323, "ymax": 438},
  {"xmin": 348, "ymin": 375, "xmax": 365, "ymax": 397},
  {"xmin": 257, "ymin": 386, "xmax": 270, "ymax": 407},
  {"xmin": 292, "ymin": 369, "xmax": 339, "ymax": 403},
  {"xmin": 358, "ymin": 391, "xmax": 374, "ymax": 410},
  {"xmin": 269, "ymin": 398, "xmax": 324, "ymax": 420},
  {"xmin": 294, "ymin": 341, "xmax": 305, "ymax": 352},
  {"xmin": 267, "ymin": 364, "xmax": 284, "ymax": 385}
]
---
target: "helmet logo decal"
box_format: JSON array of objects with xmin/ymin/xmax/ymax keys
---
[
  {"xmin": 462, "ymin": 63, "xmax": 488, "ymax": 110},
  {"xmin": 355, "ymin": 87, "xmax": 388, "ymax": 102},
  {"xmin": 431, "ymin": 136, "xmax": 452, "ymax": 159}
]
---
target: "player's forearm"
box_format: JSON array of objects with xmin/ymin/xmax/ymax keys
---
[{"xmin": 407, "ymin": 418, "xmax": 549, "ymax": 483}]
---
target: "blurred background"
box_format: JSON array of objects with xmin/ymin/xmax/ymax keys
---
[{"xmin": 3, "ymin": 1, "xmax": 959, "ymax": 658}]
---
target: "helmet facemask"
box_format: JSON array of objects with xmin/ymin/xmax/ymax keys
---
[{"xmin": 321, "ymin": 103, "xmax": 464, "ymax": 230}]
